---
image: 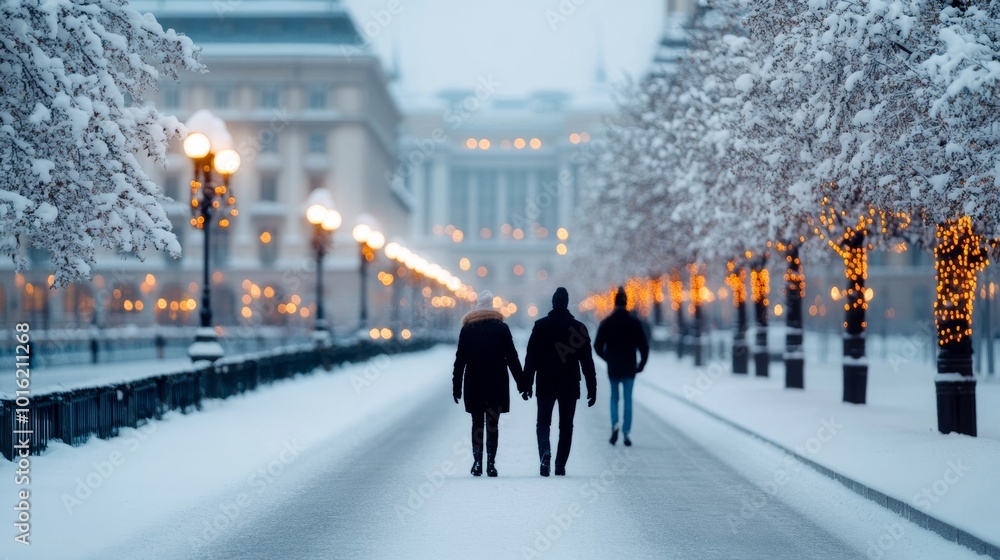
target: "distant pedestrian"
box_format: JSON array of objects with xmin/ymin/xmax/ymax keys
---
[
  {"xmin": 521, "ymin": 287, "xmax": 597, "ymax": 477},
  {"xmin": 453, "ymin": 291, "xmax": 525, "ymax": 477},
  {"xmin": 594, "ymin": 286, "xmax": 649, "ymax": 447}
]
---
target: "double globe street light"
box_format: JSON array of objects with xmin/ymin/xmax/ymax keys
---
[
  {"xmin": 351, "ymin": 215, "xmax": 385, "ymax": 332},
  {"xmin": 305, "ymin": 188, "xmax": 342, "ymax": 344},
  {"xmin": 183, "ymin": 110, "xmax": 240, "ymax": 362}
]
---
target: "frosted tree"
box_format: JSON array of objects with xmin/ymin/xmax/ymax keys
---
[
  {"xmin": 907, "ymin": 1, "xmax": 1000, "ymax": 436},
  {"xmin": 733, "ymin": 0, "xmax": 934, "ymax": 402},
  {"xmin": 735, "ymin": 0, "xmax": 1000, "ymax": 431},
  {"xmin": 0, "ymin": 0, "xmax": 203, "ymax": 285}
]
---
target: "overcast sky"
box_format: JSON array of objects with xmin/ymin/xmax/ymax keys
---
[{"xmin": 341, "ymin": 0, "xmax": 664, "ymax": 95}]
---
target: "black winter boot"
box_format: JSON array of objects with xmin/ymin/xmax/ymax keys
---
[
  {"xmin": 486, "ymin": 459, "xmax": 498, "ymax": 477},
  {"xmin": 471, "ymin": 453, "xmax": 483, "ymax": 476},
  {"xmin": 540, "ymin": 452, "xmax": 551, "ymax": 477},
  {"xmin": 610, "ymin": 425, "xmax": 619, "ymax": 446}
]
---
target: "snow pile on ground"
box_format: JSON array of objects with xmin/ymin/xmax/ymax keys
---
[{"xmin": 638, "ymin": 344, "xmax": 1000, "ymax": 549}]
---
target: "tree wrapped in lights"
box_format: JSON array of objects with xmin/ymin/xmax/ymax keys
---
[
  {"xmin": 779, "ymin": 241, "xmax": 805, "ymax": 388},
  {"xmin": 725, "ymin": 260, "xmax": 749, "ymax": 374},
  {"xmin": 750, "ymin": 253, "xmax": 770, "ymax": 377},
  {"xmin": 933, "ymin": 217, "xmax": 992, "ymax": 436},
  {"xmin": 688, "ymin": 264, "xmax": 708, "ymax": 366},
  {"xmin": 667, "ymin": 269, "xmax": 687, "ymax": 358},
  {"xmin": 811, "ymin": 197, "xmax": 910, "ymax": 403}
]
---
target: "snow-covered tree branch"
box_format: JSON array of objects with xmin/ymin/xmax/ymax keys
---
[{"xmin": 0, "ymin": 0, "xmax": 203, "ymax": 285}]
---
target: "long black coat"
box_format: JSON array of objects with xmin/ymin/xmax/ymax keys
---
[
  {"xmin": 522, "ymin": 308, "xmax": 598, "ymax": 400},
  {"xmin": 594, "ymin": 308, "xmax": 650, "ymax": 378},
  {"xmin": 452, "ymin": 310, "xmax": 524, "ymax": 414}
]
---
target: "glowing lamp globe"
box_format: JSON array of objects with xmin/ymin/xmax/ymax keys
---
[
  {"xmin": 183, "ymin": 132, "xmax": 211, "ymax": 159},
  {"xmin": 367, "ymin": 231, "xmax": 385, "ymax": 250},
  {"xmin": 213, "ymin": 149, "xmax": 241, "ymax": 176},
  {"xmin": 321, "ymin": 210, "xmax": 342, "ymax": 232},
  {"xmin": 352, "ymin": 223, "xmax": 372, "ymax": 244},
  {"xmin": 306, "ymin": 205, "xmax": 327, "ymax": 225},
  {"xmin": 384, "ymin": 242, "xmax": 401, "ymax": 260}
]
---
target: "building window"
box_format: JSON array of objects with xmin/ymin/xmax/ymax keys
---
[
  {"xmin": 259, "ymin": 87, "xmax": 280, "ymax": 109},
  {"xmin": 259, "ymin": 229, "xmax": 278, "ymax": 267},
  {"xmin": 163, "ymin": 174, "xmax": 180, "ymax": 201},
  {"xmin": 260, "ymin": 174, "xmax": 278, "ymax": 202},
  {"xmin": 307, "ymin": 132, "xmax": 327, "ymax": 154},
  {"xmin": 448, "ymin": 169, "xmax": 470, "ymax": 233},
  {"xmin": 476, "ymin": 169, "xmax": 498, "ymax": 237},
  {"xmin": 506, "ymin": 170, "xmax": 528, "ymax": 230},
  {"xmin": 308, "ymin": 88, "xmax": 327, "ymax": 109},
  {"xmin": 162, "ymin": 85, "xmax": 181, "ymax": 109},
  {"xmin": 538, "ymin": 169, "xmax": 560, "ymax": 231},
  {"xmin": 260, "ymin": 130, "xmax": 279, "ymax": 153},
  {"xmin": 214, "ymin": 87, "xmax": 232, "ymax": 109}
]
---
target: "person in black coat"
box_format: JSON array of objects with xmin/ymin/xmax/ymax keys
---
[
  {"xmin": 453, "ymin": 295, "xmax": 525, "ymax": 477},
  {"xmin": 521, "ymin": 287, "xmax": 597, "ymax": 477},
  {"xmin": 594, "ymin": 287, "xmax": 649, "ymax": 447}
]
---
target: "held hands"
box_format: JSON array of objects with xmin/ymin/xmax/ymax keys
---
[
  {"xmin": 587, "ymin": 394, "xmax": 596, "ymax": 407},
  {"xmin": 453, "ymin": 392, "xmax": 460, "ymax": 404},
  {"xmin": 520, "ymin": 386, "xmax": 532, "ymax": 401}
]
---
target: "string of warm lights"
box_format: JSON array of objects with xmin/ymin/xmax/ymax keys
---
[
  {"xmin": 777, "ymin": 242, "xmax": 805, "ymax": 299},
  {"xmin": 810, "ymin": 193, "xmax": 910, "ymax": 328},
  {"xmin": 934, "ymin": 216, "xmax": 990, "ymax": 346},
  {"xmin": 189, "ymin": 177, "xmax": 238, "ymax": 229},
  {"xmin": 725, "ymin": 261, "xmax": 747, "ymax": 307},
  {"xmin": 687, "ymin": 264, "xmax": 711, "ymax": 315},
  {"xmin": 668, "ymin": 270, "xmax": 685, "ymax": 312},
  {"xmin": 751, "ymin": 264, "xmax": 770, "ymax": 307},
  {"xmin": 579, "ymin": 277, "xmax": 665, "ymax": 318}
]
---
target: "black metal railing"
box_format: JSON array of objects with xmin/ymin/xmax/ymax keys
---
[
  {"xmin": 0, "ymin": 337, "xmax": 442, "ymax": 461},
  {"xmin": 0, "ymin": 326, "xmax": 313, "ymax": 368}
]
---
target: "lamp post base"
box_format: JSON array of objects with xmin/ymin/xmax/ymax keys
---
[
  {"xmin": 188, "ymin": 327, "xmax": 224, "ymax": 362},
  {"xmin": 312, "ymin": 326, "xmax": 333, "ymax": 347}
]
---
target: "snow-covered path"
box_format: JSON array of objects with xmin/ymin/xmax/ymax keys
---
[
  {"xmin": 11, "ymin": 345, "xmax": 986, "ymax": 560},
  {"xmin": 93, "ymin": 382, "xmax": 861, "ymax": 560}
]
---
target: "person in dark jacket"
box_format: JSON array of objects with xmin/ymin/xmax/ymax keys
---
[
  {"xmin": 521, "ymin": 287, "xmax": 597, "ymax": 477},
  {"xmin": 594, "ymin": 286, "xmax": 649, "ymax": 447},
  {"xmin": 453, "ymin": 293, "xmax": 525, "ymax": 477}
]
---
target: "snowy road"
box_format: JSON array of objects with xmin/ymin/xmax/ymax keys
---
[{"xmin": 90, "ymin": 377, "xmax": 868, "ymax": 559}]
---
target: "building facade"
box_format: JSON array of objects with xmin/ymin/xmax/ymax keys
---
[
  {"xmin": 397, "ymin": 88, "xmax": 613, "ymax": 327},
  {"xmin": 2, "ymin": 0, "xmax": 410, "ymax": 335}
]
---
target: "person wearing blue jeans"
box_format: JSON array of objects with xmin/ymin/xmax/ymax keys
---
[
  {"xmin": 609, "ymin": 376, "xmax": 636, "ymax": 443},
  {"xmin": 594, "ymin": 287, "xmax": 649, "ymax": 446}
]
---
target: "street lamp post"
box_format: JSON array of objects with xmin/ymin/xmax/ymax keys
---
[
  {"xmin": 352, "ymin": 215, "xmax": 385, "ymax": 332},
  {"xmin": 305, "ymin": 189, "xmax": 342, "ymax": 344},
  {"xmin": 183, "ymin": 111, "xmax": 240, "ymax": 362}
]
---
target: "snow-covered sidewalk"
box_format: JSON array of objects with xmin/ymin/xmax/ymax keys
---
[
  {"xmin": 1, "ymin": 347, "xmax": 450, "ymax": 559},
  {"xmin": 638, "ymin": 347, "xmax": 1000, "ymax": 553}
]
